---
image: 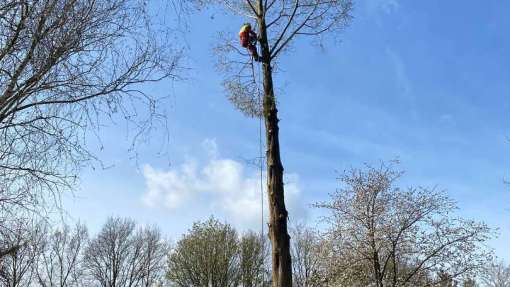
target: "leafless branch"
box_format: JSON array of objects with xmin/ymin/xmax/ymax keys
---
[{"xmin": 0, "ymin": 0, "xmax": 181, "ymax": 230}]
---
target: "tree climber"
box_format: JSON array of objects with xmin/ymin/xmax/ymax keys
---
[{"xmin": 239, "ymin": 23, "xmax": 260, "ymax": 62}]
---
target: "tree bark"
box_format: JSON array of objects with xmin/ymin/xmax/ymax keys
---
[{"xmin": 257, "ymin": 7, "xmax": 293, "ymax": 287}]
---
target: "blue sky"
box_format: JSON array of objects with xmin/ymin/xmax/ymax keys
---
[{"xmin": 64, "ymin": 0, "xmax": 510, "ymax": 259}]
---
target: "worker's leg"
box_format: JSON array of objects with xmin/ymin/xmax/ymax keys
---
[{"xmin": 248, "ymin": 45, "xmax": 260, "ymax": 61}]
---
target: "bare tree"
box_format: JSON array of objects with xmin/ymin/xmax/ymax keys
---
[
  {"xmin": 290, "ymin": 224, "xmax": 324, "ymax": 287},
  {"xmin": 138, "ymin": 226, "xmax": 169, "ymax": 287},
  {"xmin": 314, "ymin": 163, "xmax": 493, "ymax": 287},
  {"xmin": 84, "ymin": 217, "xmax": 136, "ymax": 287},
  {"xmin": 482, "ymin": 260, "xmax": 510, "ymax": 287},
  {"xmin": 240, "ymin": 231, "xmax": 270, "ymax": 287},
  {"xmin": 0, "ymin": 0, "xmax": 180, "ymax": 230},
  {"xmin": 183, "ymin": 1, "xmax": 353, "ymax": 285},
  {"xmin": 0, "ymin": 219, "xmax": 45, "ymax": 287},
  {"xmin": 0, "ymin": 174, "xmax": 47, "ymax": 261},
  {"xmin": 84, "ymin": 217, "xmax": 167, "ymax": 287},
  {"xmin": 166, "ymin": 217, "xmax": 241, "ymax": 287},
  {"xmin": 35, "ymin": 223, "xmax": 88, "ymax": 287},
  {"xmin": 0, "ymin": 219, "xmax": 24, "ymax": 261}
]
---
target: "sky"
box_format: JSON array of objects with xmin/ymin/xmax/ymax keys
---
[{"xmin": 63, "ymin": 0, "xmax": 510, "ymax": 260}]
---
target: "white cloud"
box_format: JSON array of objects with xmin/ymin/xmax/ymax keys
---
[{"xmin": 142, "ymin": 139, "xmax": 305, "ymax": 230}]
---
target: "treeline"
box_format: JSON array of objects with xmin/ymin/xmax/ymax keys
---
[
  {"xmin": 0, "ymin": 218, "xmax": 167, "ymax": 286},
  {"xmin": 1, "ymin": 164, "xmax": 508, "ymax": 287}
]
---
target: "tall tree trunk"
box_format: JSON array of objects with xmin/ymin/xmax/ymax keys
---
[{"xmin": 257, "ymin": 7, "xmax": 293, "ymax": 287}]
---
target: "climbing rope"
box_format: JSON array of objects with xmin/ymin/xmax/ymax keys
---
[
  {"xmin": 259, "ymin": 90, "xmax": 264, "ymax": 237},
  {"xmin": 251, "ymin": 47, "xmax": 266, "ymax": 285},
  {"xmin": 258, "ymin": 101, "xmax": 265, "ymax": 286},
  {"xmin": 252, "ymin": 62, "xmax": 263, "ymax": 223},
  {"xmin": 251, "ymin": 58, "xmax": 264, "ymax": 236}
]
